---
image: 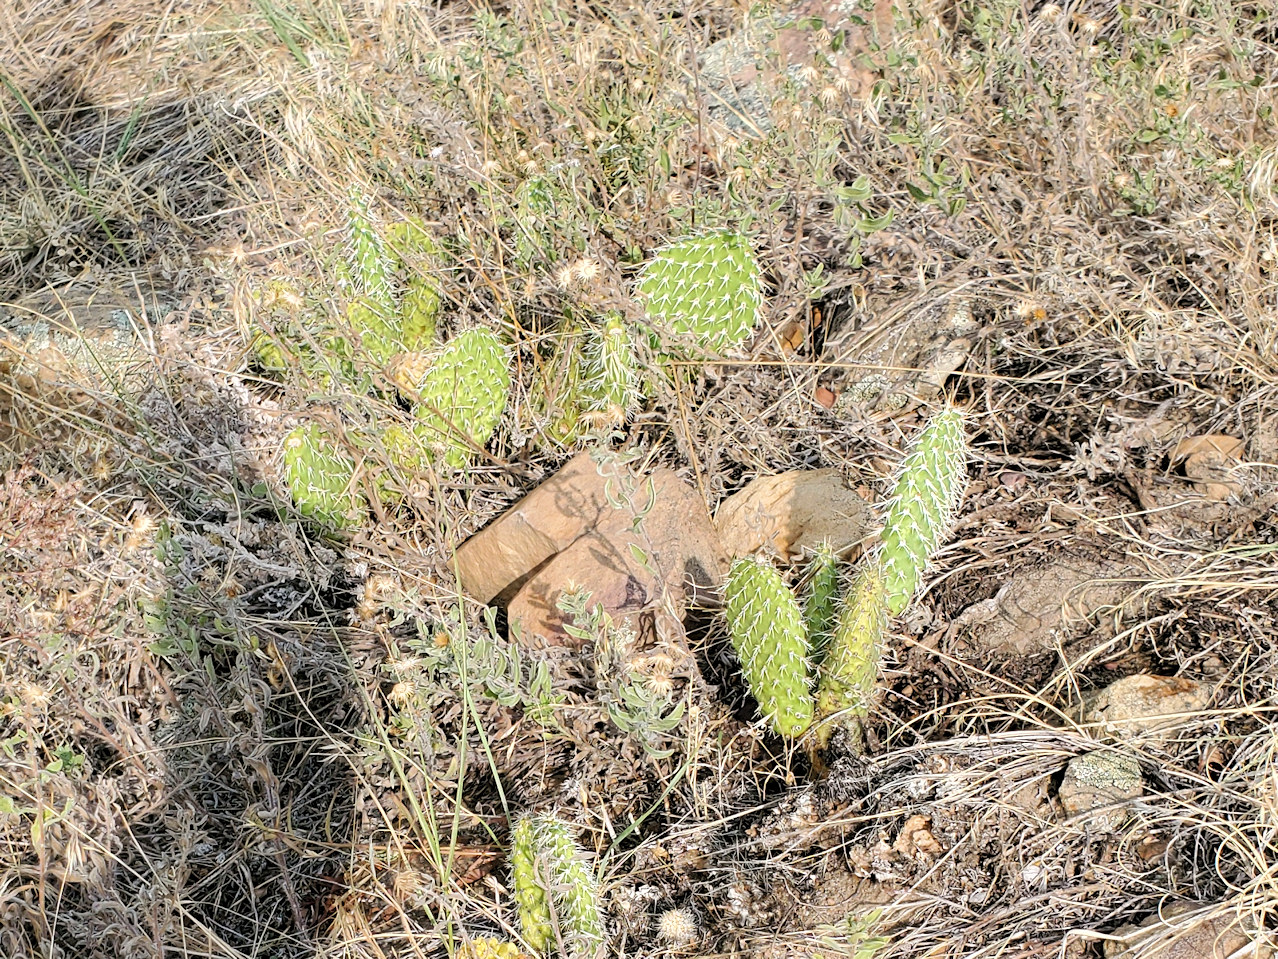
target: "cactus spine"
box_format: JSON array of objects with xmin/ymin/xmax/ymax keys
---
[
  {"xmin": 803, "ymin": 543, "xmax": 841, "ymax": 666},
  {"xmin": 636, "ymin": 230, "xmax": 762, "ymax": 355},
  {"xmin": 879, "ymin": 406, "xmax": 969, "ymax": 615},
  {"xmin": 405, "ymin": 328, "xmax": 510, "ymax": 468},
  {"xmin": 510, "ymin": 814, "xmax": 604, "ymax": 958},
  {"xmin": 814, "ymin": 559, "xmax": 888, "ymax": 749},
  {"xmin": 282, "ymin": 422, "xmax": 364, "ymax": 529},
  {"xmin": 723, "ymin": 557, "xmax": 812, "ymax": 738}
]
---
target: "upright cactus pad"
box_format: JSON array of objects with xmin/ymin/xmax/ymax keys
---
[
  {"xmin": 410, "ymin": 328, "xmax": 510, "ymax": 468},
  {"xmin": 814, "ymin": 560, "xmax": 888, "ymax": 748},
  {"xmin": 581, "ymin": 313, "xmax": 640, "ymax": 428},
  {"xmin": 636, "ymin": 230, "xmax": 762, "ymax": 354},
  {"xmin": 723, "ymin": 557, "xmax": 813, "ymax": 738},
  {"xmin": 346, "ymin": 192, "xmax": 395, "ymax": 311},
  {"xmin": 282, "ymin": 423, "xmax": 364, "ymax": 529},
  {"xmin": 803, "ymin": 543, "xmax": 841, "ymax": 666},
  {"xmin": 510, "ymin": 815, "xmax": 604, "ymax": 959},
  {"xmin": 511, "ymin": 817, "xmax": 554, "ymax": 956},
  {"xmin": 879, "ymin": 406, "xmax": 969, "ymax": 615}
]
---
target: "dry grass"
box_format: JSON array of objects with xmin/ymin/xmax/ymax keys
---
[{"xmin": 2, "ymin": 0, "xmax": 1278, "ymax": 957}]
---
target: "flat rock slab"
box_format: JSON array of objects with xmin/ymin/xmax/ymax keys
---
[
  {"xmin": 453, "ymin": 453, "xmax": 725, "ymax": 649},
  {"xmin": 1076, "ymin": 674, "xmax": 1210, "ymax": 742},
  {"xmin": 715, "ymin": 468, "xmax": 874, "ymax": 561},
  {"xmin": 949, "ymin": 555, "xmax": 1141, "ymax": 657},
  {"xmin": 1103, "ymin": 903, "xmax": 1271, "ymax": 959}
]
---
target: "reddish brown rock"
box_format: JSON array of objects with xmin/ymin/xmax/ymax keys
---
[{"xmin": 453, "ymin": 455, "xmax": 725, "ymax": 649}]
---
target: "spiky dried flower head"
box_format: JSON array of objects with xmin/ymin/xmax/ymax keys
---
[
  {"xmin": 656, "ymin": 907, "xmax": 700, "ymax": 946},
  {"xmin": 724, "ymin": 557, "xmax": 813, "ymax": 738},
  {"xmin": 878, "ymin": 405, "xmax": 969, "ymax": 615}
]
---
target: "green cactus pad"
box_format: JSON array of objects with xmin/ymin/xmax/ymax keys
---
[
  {"xmin": 511, "ymin": 816, "xmax": 555, "ymax": 957},
  {"xmin": 814, "ymin": 560, "xmax": 888, "ymax": 749},
  {"xmin": 510, "ymin": 815, "xmax": 604, "ymax": 959},
  {"xmin": 724, "ymin": 557, "xmax": 813, "ymax": 738},
  {"xmin": 581, "ymin": 313, "xmax": 640, "ymax": 426},
  {"xmin": 282, "ymin": 423, "xmax": 364, "ymax": 529},
  {"xmin": 879, "ymin": 405, "xmax": 969, "ymax": 615},
  {"xmin": 346, "ymin": 192, "xmax": 395, "ymax": 312},
  {"xmin": 400, "ymin": 277, "xmax": 441, "ymax": 349},
  {"xmin": 409, "ymin": 328, "xmax": 510, "ymax": 468},
  {"xmin": 803, "ymin": 543, "xmax": 841, "ymax": 665},
  {"xmin": 636, "ymin": 230, "xmax": 762, "ymax": 355}
]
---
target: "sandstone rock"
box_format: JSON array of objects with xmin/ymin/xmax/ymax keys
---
[
  {"xmin": 506, "ymin": 468, "xmax": 723, "ymax": 648},
  {"xmin": 1058, "ymin": 750, "xmax": 1143, "ymax": 831},
  {"xmin": 1076, "ymin": 674, "xmax": 1211, "ymax": 741},
  {"xmin": 453, "ymin": 454, "xmax": 725, "ymax": 650},
  {"xmin": 715, "ymin": 468, "xmax": 873, "ymax": 561}
]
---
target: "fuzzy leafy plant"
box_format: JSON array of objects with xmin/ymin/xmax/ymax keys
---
[
  {"xmin": 510, "ymin": 814, "xmax": 604, "ymax": 959},
  {"xmin": 282, "ymin": 422, "xmax": 365, "ymax": 530}
]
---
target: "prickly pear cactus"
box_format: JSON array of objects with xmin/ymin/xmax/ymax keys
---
[
  {"xmin": 803, "ymin": 543, "xmax": 841, "ymax": 665},
  {"xmin": 580, "ymin": 313, "xmax": 640, "ymax": 429},
  {"xmin": 510, "ymin": 815, "xmax": 604, "ymax": 959},
  {"xmin": 636, "ymin": 230, "xmax": 762, "ymax": 355},
  {"xmin": 724, "ymin": 557, "xmax": 812, "ymax": 738},
  {"xmin": 814, "ymin": 559, "xmax": 888, "ymax": 750},
  {"xmin": 410, "ymin": 328, "xmax": 510, "ymax": 468},
  {"xmin": 346, "ymin": 192, "xmax": 395, "ymax": 312},
  {"xmin": 879, "ymin": 405, "xmax": 969, "ymax": 615},
  {"xmin": 511, "ymin": 816, "xmax": 554, "ymax": 956},
  {"xmin": 387, "ymin": 219, "xmax": 443, "ymax": 350},
  {"xmin": 282, "ymin": 423, "xmax": 364, "ymax": 529}
]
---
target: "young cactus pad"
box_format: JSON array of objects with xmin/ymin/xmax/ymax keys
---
[
  {"xmin": 636, "ymin": 230, "xmax": 762, "ymax": 354},
  {"xmin": 283, "ymin": 423, "xmax": 364, "ymax": 529},
  {"xmin": 803, "ymin": 542, "xmax": 841, "ymax": 665},
  {"xmin": 814, "ymin": 559, "xmax": 888, "ymax": 749},
  {"xmin": 346, "ymin": 191, "xmax": 394, "ymax": 311},
  {"xmin": 879, "ymin": 405, "xmax": 969, "ymax": 615},
  {"xmin": 581, "ymin": 313, "xmax": 640, "ymax": 427},
  {"xmin": 510, "ymin": 815, "xmax": 604, "ymax": 959},
  {"xmin": 724, "ymin": 557, "xmax": 813, "ymax": 738},
  {"xmin": 410, "ymin": 328, "xmax": 510, "ymax": 468}
]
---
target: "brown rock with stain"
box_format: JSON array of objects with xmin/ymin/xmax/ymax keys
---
[
  {"xmin": 1076, "ymin": 674, "xmax": 1211, "ymax": 741},
  {"xmin": 715, "ymin": 469, "xmax": 874, "ymax": 561},
  {"xmin": 451, "ymin": 452, "xmax": 620, "ymax": 604},
  {"xmin": 506, "ymin": 468, "xmax": 724, "ymax": 648},
  {"xmin": 453, "ymin": 454, "xmax": 725, "ymax": 649}
]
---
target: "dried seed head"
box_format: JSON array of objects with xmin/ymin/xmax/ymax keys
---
[{"xmin": 657, "ymin": 907, "xmax": 699, "ymax": 945}]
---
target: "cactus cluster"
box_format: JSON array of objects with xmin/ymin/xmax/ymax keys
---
[
  {"xmin": 510, "ymin": 814, "xmax": 604, "ymax": 959},
  {"xmin": 282, "ymin": 422, "xmax": 365, "ymax": 529},
  {"xmin": 636, "ymin": 230, "xmax": 762, "ymax": 356},
  {"xmin": 722, "ymin": 406, "xmax": 969, "ymax": 750}
]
